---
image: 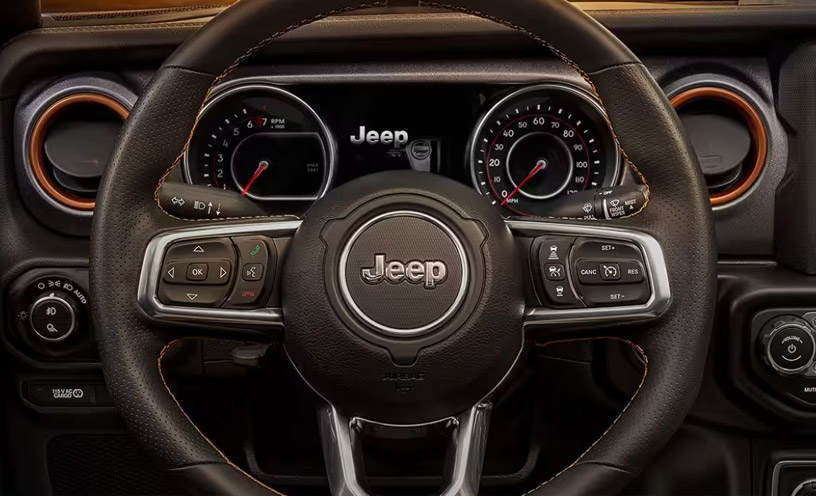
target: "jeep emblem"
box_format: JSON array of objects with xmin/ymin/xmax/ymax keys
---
[
  {"xmin": 361, "ymin": 254, "xmax": 447, "ymax": 289},
  {"xmin": 350, "ymin": 126, "xmax": 409, "ymax": 147}
]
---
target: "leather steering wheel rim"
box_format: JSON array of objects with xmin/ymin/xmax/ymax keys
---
[{"xmin": 89, "ymin": 0, "xmax": 717, "ymax": 494}]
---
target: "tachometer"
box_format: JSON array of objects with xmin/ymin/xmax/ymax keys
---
[
  {"xmin": 469, "ymin": 83, "xmax": 620, "ymax": 216},
  {"xmin": 184, "ymin": 83, "xmax": 335, "ymax": 201}
]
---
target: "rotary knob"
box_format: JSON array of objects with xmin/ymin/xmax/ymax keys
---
[
  {"xmin": 762, "ymin": 316, "xmax": 816, "ymax": 376},
  {"xmin": 28, "ymin": 291, "xmax": 78, "ymax": 342}
]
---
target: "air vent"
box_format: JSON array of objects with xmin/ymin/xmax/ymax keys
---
[
  {"xmin": 29, "ymin": 93, "xmax": 129, "ymax": 212},
  {"xmin": 671, "ymin": 86, "xmax": 767, "ymax": 207}
]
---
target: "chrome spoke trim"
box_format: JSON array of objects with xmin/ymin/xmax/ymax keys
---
[
  {"xmin": 506, "ymin": 218, "xmax": 671, "ymax": 327},
  {"xmin": 137, "ymin": 220, "xmax": 301, "ymax": 327},
  {"xmin": 318, "ymin": 404, "xmax": 491, "ymax": 496}
]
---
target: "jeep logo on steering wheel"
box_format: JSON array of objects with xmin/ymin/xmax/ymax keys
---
[{"xmin": 361, "ymin": 254, "xmax": 447, "ymax": 289}]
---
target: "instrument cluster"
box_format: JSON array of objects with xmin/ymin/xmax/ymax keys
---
[{"xmin": 182, "ymin": 79, "xmax": 624, "ymax": 216}]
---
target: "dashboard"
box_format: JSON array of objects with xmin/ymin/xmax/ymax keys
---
[{"xmin": 0, "ymin": 3, "xmax": 814, "ymax": 496}]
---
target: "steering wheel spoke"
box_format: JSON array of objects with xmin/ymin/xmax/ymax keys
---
[
  {"xmin": 318, "ymin": 403, "xmax": 492, "ymax": 496},
  {"xmin": 137, "ymin": 219, "xmax": 300, "ymax": 334},
  {"xmin": 507, "ymin": 218, "xmax": 671, "ymax": 333}
]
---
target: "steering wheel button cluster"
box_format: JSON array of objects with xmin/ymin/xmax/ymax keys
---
[
  {"xmin": 530, "ymin": 235, "xmax": 652, "ymax": 308},
  {"xmin": 225, "ymin": 236, "xmax": 276, "ymax": 307},
  {"xmin": 575, "ymin": 260, "xmax": 644, "ymax": 285},
  {"xmin": 532, "ymin": 236, "xmax": 583, "ymax": 308},
  {"xmin": 155, "ymin": 234, "xmax": 280, "ymax": 309}
]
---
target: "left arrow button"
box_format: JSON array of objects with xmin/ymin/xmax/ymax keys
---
[{"xmin": 163, "ymin": 262, "xmax": 186, "ymax": 284}]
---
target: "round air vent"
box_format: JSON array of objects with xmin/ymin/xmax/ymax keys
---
[
  {"xmin": 671, "ymin": 86, "xmax": 767, "ymax": 207},
  {"xmin": 29, "ymin": 93, "xmax": 129, "ymax": 212}
]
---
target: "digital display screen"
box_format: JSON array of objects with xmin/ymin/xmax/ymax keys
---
[{"xmin": 293, "ymin": 84, "xmax": 479, "ymax": 185}]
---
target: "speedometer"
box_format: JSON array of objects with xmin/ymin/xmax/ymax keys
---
[
  {"xmin": 469, "ymin": 83, "xmax": 620, "ymax": 216},
  {"xmin": 184, "ymin": 83, "xmax": 335, "ymax": 201}
]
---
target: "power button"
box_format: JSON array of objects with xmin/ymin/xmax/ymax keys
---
[{"xmin": 764, "ymin": 318, "xmax": 816, "ymax": 375}]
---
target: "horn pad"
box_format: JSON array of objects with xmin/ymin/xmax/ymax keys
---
[{"xmin": 283, "ymin": 171, "xmax": 523, "ymax": 424}]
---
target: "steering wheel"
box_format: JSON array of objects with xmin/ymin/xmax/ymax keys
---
[{"xmin": 90, "ymin": 0, "xmax": 716, "ymax": 494}]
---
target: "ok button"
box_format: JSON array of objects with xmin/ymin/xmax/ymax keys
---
[{"xmin": 186, "ymin": 263, "xmax": 208, "ymax": 281}]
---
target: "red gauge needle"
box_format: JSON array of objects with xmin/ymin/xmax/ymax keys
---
[
  {"xmin": 501, "ymin": 159, "xmax": 547, "ymax": 206},
  {"xmin": 241, "ymin": 160, "xmax": 269, "ymax": 196}
]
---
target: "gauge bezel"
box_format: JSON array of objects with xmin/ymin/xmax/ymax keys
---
[
  {"xmin": 183, "ymin": 81, "xmax": 337, "ymax": 202},
  {"xmin": 468, "ymin": 82, "xmax": 622, "ymax": 214}
]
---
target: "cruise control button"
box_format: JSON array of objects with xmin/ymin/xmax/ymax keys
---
[
  {"xmin": 572, "ymin": 239, "xmax": 643, "ymax": 262},
  {"xmin": 576, "ymin": 261, "xmax": 602, "ymax": 284},
  {"xmin": 619, "ymin": 261, "xmax": 645, "ymax": 283},
  {"xmin": 158, "ymin": 285, "xmax": 229, "ymax": 307},
  {"xmin": 580, "ymin": 284, "xmax": 650, "ymax": 306},
  {"xmin": 186, "ymin": 263, "xmax": 208, "ymax": 281},
  {"xmin": 600, "ymin": 263, "xmax": 620, "ymax": 281}
]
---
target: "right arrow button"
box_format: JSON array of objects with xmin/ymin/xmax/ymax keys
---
[{"xmin": 204, "ymin": 260, "xmax": 232, "ymax": 285}]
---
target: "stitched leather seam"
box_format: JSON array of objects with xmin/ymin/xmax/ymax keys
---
[
  {"xmin": 157, "ymin": 340, "xmax": 287, "ymax": 496},
  {"xmin": 568, "ymin": 460, "xmax": 639, "ymax": 476},
  {"xmin": 153, "ymin": 1, "xmax": 650, "ymax": 223},
  {"xmin": 524, "ymin": 336, "xmax": 648, "ymax": 494}
]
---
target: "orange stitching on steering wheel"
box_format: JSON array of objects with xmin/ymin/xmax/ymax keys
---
[
  {"xmin": 153, "ymin": 1, "xmax": 649, "ymax": 223},
  {"xmin": 524, "ymin": 337, "xmax": 648, "ymax": 494},
  {"xmin": 157, "ymin": 339, "xmax": 287, "ymax": 496}
]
